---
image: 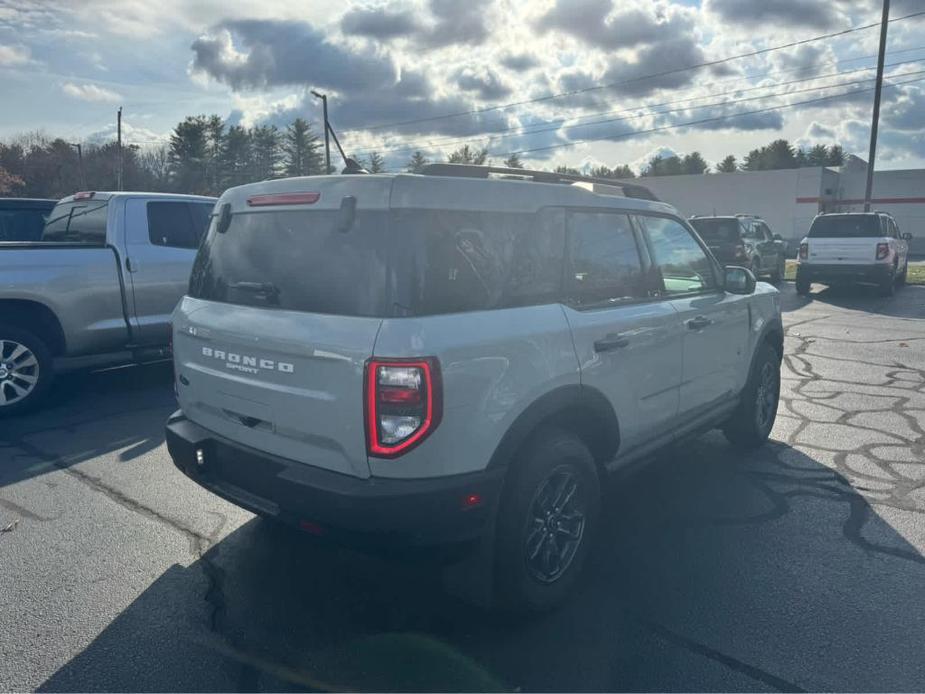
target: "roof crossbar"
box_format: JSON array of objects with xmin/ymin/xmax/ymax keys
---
[{"xmin": 419, "ymin": 163, "xmax": 660, "ymax": 201}]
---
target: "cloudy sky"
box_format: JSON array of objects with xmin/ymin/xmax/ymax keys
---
[{"xmin": 1, "ymin": 0, "xmax": 923, "ymax": 173}]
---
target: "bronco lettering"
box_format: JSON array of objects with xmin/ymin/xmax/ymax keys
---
[{"xmin": 201, "ymin": 346, "xmax": 294, "ymax": 374}]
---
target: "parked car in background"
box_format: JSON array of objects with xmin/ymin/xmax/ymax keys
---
[
  {"xmin": 689, "ymin": 214, "xmax": 787, "ymax": 282},
  {"xmin": 796, "ymin": 212, "xmax": 912, "ymax": 297},
  {"xmin": 0, "ymin": 191, "xmax": 216, "ymax": 415},
  {"xmin": 166, "ymin": 165, "xmax": 783, "ymax": 612},
  {"xmin": 0, "ymin": 198, "xmax": 57, "ymax": 242}
]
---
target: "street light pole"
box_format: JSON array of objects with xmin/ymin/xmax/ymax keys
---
[
  {"xmin": 311, "ymin": 90, "xmax": 331, "ymax": 174},
  {"xmin": 864, "ymin": 0, "xmax": 890, "ymax": 212},
  {"xmin": 70, "ymin": 143, "xmax": 84, "ymax": 190}
]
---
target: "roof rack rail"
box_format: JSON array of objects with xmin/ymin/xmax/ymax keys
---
[{"xmin": 419, "ymin": 163, "xmax": 660, "ymax": 201}]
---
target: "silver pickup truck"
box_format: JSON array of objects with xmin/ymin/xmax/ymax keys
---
[{"xmin": 0, "ymin": 191, "xmax": 216, "ymax": 415}]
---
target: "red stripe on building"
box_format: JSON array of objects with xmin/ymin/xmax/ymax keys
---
[{"xmin": 796, "ymin": 196, "xmax": 925, "ymax": 204}]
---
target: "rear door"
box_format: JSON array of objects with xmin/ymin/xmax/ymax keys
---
[
  {"xmin": 174, "ymin": 182, "xmax": 394, "ymax": 478},
  {"xmin": 124, "ymin": 198, "xmax": 214, "ymax": 345},
  {"xmin": 561, "ymin": 210, "xmax": 682, "ymax": 453},
  {"xmin": 636, "ymin": 214, "xmax": 750, "ymax": 415}
]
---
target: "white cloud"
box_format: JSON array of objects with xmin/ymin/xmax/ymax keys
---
[
  {"xmin": 0, "ymin": 43, "xmax": 31, "ymax": 66},
  {"xmin": 62, "ymin": 82, "xmax": 123, "ymax": 103}
]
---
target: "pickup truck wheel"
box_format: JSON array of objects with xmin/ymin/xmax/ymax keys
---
[
  {"xmin": 879, "ymin": 267, "xmax": 897, "ymax": 297},
  {"xmin": 495, "ymin": 429, "xmax": 600, "ymax": 613},
  {"xmin": 0, "ymin": 326, "xmax": 53, "ymax": 417},
  {"xmin": 897, "ymin": 263, "xmax": 908, "ymax": 287},
  {"xmin": 723, "ymin": 343, "xmax": 780, "ymax": 450}
]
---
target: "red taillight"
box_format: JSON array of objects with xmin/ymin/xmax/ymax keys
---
[
  {"xmin": 799, "ymin": 242, "xmax": 809, "ymax": 260},
  {"xmin": 365, "ymin": 358, "xmax": 442, "ymax": 458},
  {"xmin": 876, "ymin": 243, "xmax": 890, "ymax": 260},
  {"xmin": 246, "ymin": 192, "xmax": 321, "ymax": 207},
  {"xmin": 73, "ymin": 191, "xmax": 95, "ymax": 200}
]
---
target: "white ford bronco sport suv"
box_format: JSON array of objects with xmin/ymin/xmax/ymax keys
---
[
  {"xmin": 166, "ymin": 165, "xmax": 783, "ymax": 611},
  {"xmin": 796, "ymin": 211, "xmax": 912, "ymax": 297}
]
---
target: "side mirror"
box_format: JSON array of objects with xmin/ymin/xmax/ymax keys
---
[
  {"xmin": 773, "ymin": 233, "xmax": 783, "ymax": 241},
  {"xmin": 725, "ymin": 265, "xmax": 756, "ymax": 295},
  {"xmin": 216, "ymin": 203, "xmax": 232, "ymax": 234},
  {"xmin": 901, "ymin": 232, "xmax": 913, "ymax": 241}
]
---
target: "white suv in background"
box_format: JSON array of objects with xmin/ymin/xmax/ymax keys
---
[{"xmin": 796, "ymin": 212, "xmax": 912, "ymax": 297}]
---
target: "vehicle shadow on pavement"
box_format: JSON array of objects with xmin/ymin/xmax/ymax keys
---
[
  {"xmin": 39, "ymin": 435, "xmax": 925, "ymax": 693},
  {"xmin": 785, "ymin": 283, "xmax": 925, "ymax": 318},
  {"xmin": 0, "ymin": 362, "xmax": 174, "ymax": 489}
]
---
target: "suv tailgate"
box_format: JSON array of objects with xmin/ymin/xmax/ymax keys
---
[{"xmin": 173, "ymin": 298, "xmax": 379, "ymax": 478}]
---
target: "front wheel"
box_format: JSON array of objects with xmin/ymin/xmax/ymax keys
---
[
  {"xmin": 494, "ymin": 429, "xmax": 600, "ymax": 613},
  {"xmin": 723, "ymin": 343, "xmax": 780, "ymax": 449},
  {"xmin": 0, "ymin": 326, "xmax": 54, "ymax": 417}
]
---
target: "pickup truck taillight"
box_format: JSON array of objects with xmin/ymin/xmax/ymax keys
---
[
  {"xmin": 365, "ymin": 358, "xmax": 441, "ymax": 458},
  {"xmin": 876, "ymin": 243, "xmax": 890, "ymax": 260},
  {"xmin": 799, "ymin": 242, "xmax": 809, "ymax": 260}
]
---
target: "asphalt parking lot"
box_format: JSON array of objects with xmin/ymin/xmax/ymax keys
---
[{"xmin": 1, "ymin": 281, "xmax": 924, "ymax": 692}]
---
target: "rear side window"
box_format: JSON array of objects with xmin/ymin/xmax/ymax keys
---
[
  {"xmin": 189, "ymin": 209, "xmax": 392, "ymax": 317},
  {"xmin": 147, "ymin": 201, "xmax": 212, "ymax": 249},
  {"xmin": 639, "ymin": 215, "xmax": 718, "ymax": 295},
  {"xmin": 566, "ymin": 211, "xmax": 646, "ymax": 306},
  {"xmin": 0, "ymin": 208, "xmax": 49, "ymax": 242},
  {"xmin": 808, "ymin": 215, "xmax": 882, "ymax": 238},
  {"xmin": 42, "ymin": 200, "xmax": 108, "ymax": 243},
  {"xmin": 392, "ymin": 208, "xmax": 565, "ymax": 315}
]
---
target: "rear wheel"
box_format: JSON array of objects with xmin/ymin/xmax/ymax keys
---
[
  {"xmin": 897, "ymin": 262, "xmax": 908, "ymax": 287},
  {"xmin": 495, "ymin": 429, "xmax": 600, "ymax": 613},
  {"xmin": 0, "ymin": 326, "xmax": 54, "ymax": 417},
  {"xmin": 795, "ymin": 273, "xmax": 811, "ymax": 296},
  {"xmin": 724, "ymin": 343, "xmax": 780, "ymax": 449},
  {"xmin": 770, "ymin": 255, "xmax": 785, "ymax": 283},
  {"xmin": 879, "ymin": 266, "xmax": 897, "ymax": 297}
]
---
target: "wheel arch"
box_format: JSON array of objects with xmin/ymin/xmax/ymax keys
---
[
  {"xmin": 487, "ymin": 384, "xmax": 620, "ymax": 475},
  {"xmin": 0, "ymin": 299, "xmax": 67, "ymax": 356}
]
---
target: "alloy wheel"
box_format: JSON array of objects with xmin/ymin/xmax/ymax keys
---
[
  {"xmin": 524, "ymin": 467, "xmax": 586, "ymax": 584},
  {"xmin": 754, "ymin": 361, "xmax": 778, "ymax": 432},
  {"xmin": 0, "ymin": 339, "xmax": 40, "ymax": 407}
]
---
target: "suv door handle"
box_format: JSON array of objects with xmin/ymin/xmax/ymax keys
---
[
  {"xmin": 594, "ymin": 334, "xmax": 630, "ymax": 352},
  {"xmin": 687, "ymin": 315, "xmax": 713, "ymax": 330}
]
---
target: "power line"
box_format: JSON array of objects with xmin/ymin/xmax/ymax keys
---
[
  {"xmin": 350, "ymin": 58, "xmax": 925, "ymax": 158},
  {"xmin": 347, "ymin": 46, "xmax": 925, "ymax": 157},
  {"xmin": 346, "ymin": 9, "xmax": 925, "ymax": 134},
  {"xmin": 504, "ymin": 73, "xmax": 925, "ymax": 157}
]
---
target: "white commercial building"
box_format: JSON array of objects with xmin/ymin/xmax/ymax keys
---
[{"xmin": 620, "ymin": 156, "xmax": 925, "ymax": 255}]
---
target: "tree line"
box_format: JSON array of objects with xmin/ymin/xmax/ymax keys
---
[{"xmin": 0, "ymin": 111, "xmax": 850, "ymax": 199}]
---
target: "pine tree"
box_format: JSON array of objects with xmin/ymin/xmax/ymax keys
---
[
  {"xmin": 205, "ymin": 115, "xmax": 225, "ymax": 195},
  {"xmin": 283, "ymin": 118, "xmax": 323, "ymax": 177},
  {"xmin": 610, "ymin": 164, "xmax": 635, "ymax": 179},
  {"xmin": 807, "ymin": 144, "xmax": 829, "ymax": 167},
  {"xmin": 220, "ymin": 125, "xmax": 252, "ymax": 189},
  {"xmin": 504, "ymin": 153, "xmax": 523, "ymax": 168},
  {"xmin": 448, "ymin": 145, "xmax": 488, "ymax": 164},
  {"xmin": 366, "ymin": 151, "xmax": 386, "ymax": 173},
  {"xmin": 250, "ymin": 125, "xmax": 283, "ymax": 181},
  {"xmin": 826, "ymin": 145, "xmax": 845, "ymax": 166},
  {"xmin": 167, "ymin": 115, "xmax": 210, "ymax": 194},
  {"xmin": 682, "ymin": 152, "xmax": 709, "ymax": 174},
  {"xmin": 406, "ymin": 151, "xmax": 429, "ymax": 173},
  {"xmin": 717, "ymin": 155, "xmax": 737, "ymax": 173},
  {"xmin": 554, "ymin": 165, "xmax": 582, "ymax": 175}
]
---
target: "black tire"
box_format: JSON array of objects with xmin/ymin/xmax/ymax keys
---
[
  {"xmin": 879, "ymin": 266, "xmax": 896, "ymax": 297},
  {"xmin": 897, "ymin": 262, "xmax": 908, "ymax": 287},
  {"xmin": 494, "ymin": 429, "xmax": 600, "ymax": 613},
  {"xmin": 750, "ymin": 257, "xmax": 761, "ymax": 279},
  {"xmin": 0, "ymin": 325, "xmax": 54, "ymax": 417},
  {"xmin": 795, "ymin": 273, "xmax": 811, "ymax": 296},
  {"xmin": 770, "ymin": 256, "xmax": 785, "ymax": 283},
  {"xmin": 723, "ymin": 343, "xmax": 780, "ymax": 450}
]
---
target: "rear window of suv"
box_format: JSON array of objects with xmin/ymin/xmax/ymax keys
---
[
  {"xmin": 689, "ymin": 219, "xmax": 741, "ymax": 242},
  {"xmin": 808, "ymin": 215, "xmax": 882, "ymax": 238},
  {"xmin": 188, "ymin": 207, "xmax": 565, "ymax": 317}
]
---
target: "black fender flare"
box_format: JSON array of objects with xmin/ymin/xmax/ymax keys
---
[{"xmin": 487, "ymin": 384, "xmax": 620, "ymax": 471}]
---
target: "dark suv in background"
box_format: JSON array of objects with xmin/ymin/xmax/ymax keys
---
[
  {"xmin": 689, "ymin": 214, "xmax": 787, "ymax": 282},
  {"xmin": 0, "ymin": 198, "xmax": 57, "ymax": 241}
]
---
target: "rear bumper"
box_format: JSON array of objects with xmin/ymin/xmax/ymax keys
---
[
  {"xmin": 165, "ymin": 411, "xmax": 503, "ymax": 549},
  {"xmin": 796, "ymin": 263, "xmax": 892, "ymax": 284}
]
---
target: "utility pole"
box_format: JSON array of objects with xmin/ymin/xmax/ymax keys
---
[
  {"xmin": 864, "ymin": 0, "xmax": 890, "ymax": 212},
  {"xmin": 116, "ymin": 106, "xmax": 124, "ymax": 191},
  {"xmin": 69, "ymin": 142, "xmax": 84, "ymax": 190},
  {"xmin": 311, "ymin": 90, "xmax": 331, "ymax": 174}
]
